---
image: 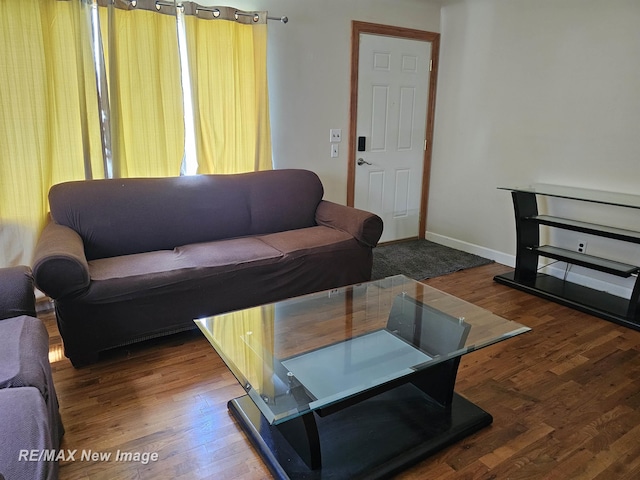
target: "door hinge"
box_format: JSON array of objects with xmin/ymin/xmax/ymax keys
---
[
  {"xmin": 429, "ymin": 59, "xmax": 433, "ymax": 72},
  {"xmin": 424, "ymin": 139, "xmax": 427, "ymax": 151}
]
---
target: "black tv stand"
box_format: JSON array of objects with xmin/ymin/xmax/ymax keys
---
[{"xmin": 494, "ymin": 184, "xmax": 640, "ymax": 331}]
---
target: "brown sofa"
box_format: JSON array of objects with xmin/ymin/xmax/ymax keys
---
[
  {"xmin": 0, "ymin": 266, "xmax": 64, "ymax": 480},
  {"xmin": 32, "ymin": 169, "xmax": 383, "ymax": 367}
]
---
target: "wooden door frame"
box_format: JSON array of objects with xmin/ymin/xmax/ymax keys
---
[{"xmin": 347, "ymin": 21, "xmax": 440, "ymax": 240}]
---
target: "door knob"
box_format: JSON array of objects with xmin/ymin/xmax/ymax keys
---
[{"xmin": 357, "ymin": 158, "xmax": 372, "ymax": 166}]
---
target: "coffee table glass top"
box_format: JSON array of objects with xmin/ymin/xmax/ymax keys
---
[{"xmin": 195, "ymin": 275, "xmax": 530, "ymax": 425}]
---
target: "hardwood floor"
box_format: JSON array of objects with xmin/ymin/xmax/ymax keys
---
[{"xmin": 42, "ymin": 263, "xmax": 640, "ymax": 479}]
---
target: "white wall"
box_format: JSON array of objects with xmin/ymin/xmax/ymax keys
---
[
  {"xmin": 429, "ymin": 0, "xmax": 640, "ymax": 295},
  {"xmin": 207, "ymin": 0, "xmax": 442, "ymax": 202}
]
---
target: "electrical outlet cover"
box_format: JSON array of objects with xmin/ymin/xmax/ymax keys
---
[
  {"xmin": 331, "ymin": 143, "xmax": 339, "ymax": 158},
  {"xmin": 577, "ymin": 240, "xmax": 587, "ymax": 253}
]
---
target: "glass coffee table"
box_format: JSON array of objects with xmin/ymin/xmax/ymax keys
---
[{"xmin": 195, "ymin": 275, "xmax": 530, "ymax": 479}]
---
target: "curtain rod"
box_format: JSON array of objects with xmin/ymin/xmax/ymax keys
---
[
  {"xmin": 195, "ymin": 7, "xmax": 287, "ymax": 23},
  {"xmin": 237, "ymin": 11, "xmax": 289, "ymax": 24},
  {"xmin": 111, "ymin": 1, "xmax": 288, "ymax": 23}
]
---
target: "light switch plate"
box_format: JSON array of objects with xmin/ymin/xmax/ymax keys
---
[
  {"xmin": 330, "ymin": 129, "xmax": 342, "ymax": 143},
  {"xmin": 331, "ymin": 143, "xmax": 339, "ymax": 158}
]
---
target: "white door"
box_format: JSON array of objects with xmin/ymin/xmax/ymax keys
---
[{"xmin": 354, "ymin": 34, "xmax": 431, "ymax": 244}]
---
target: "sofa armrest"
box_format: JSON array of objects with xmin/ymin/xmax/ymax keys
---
[
  {"xmin": 0, "ymin": 266, "xmax": 36, "ymax": 320},
  {"xmin": 315, "ymin": 200, "xmax": 383, "ymax": 248},
  {"xmin": 32, "ymin": 218, "xmax": 90, "ymax": 300}
]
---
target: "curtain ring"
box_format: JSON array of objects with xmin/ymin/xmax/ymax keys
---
[
  {"xmin": 155, "ymin": 1, "xmax": 161, "ymax": 11},
  {"xmin": 253, "ymin": 14, "xmax": 259, "ymax": 22},
  {"xmin": 234, "ymin": 11, "xmax": 239, "ymax": 20},
  {"xmin": 129, "ymin": 0, "xmax": 137, "ymax": 7},
  {"xmin": 213, "ymin": 9, "xmax": 220, "ymax": 18}
]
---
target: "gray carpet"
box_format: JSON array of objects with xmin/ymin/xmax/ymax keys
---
[{"xmin": 371, "ymin": 239, "xmax": 493, "ymax": 281}]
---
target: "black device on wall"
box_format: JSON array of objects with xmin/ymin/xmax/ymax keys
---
[{"xmin": 357, "ymin": 136, "xmax": 366, "ymax": 152}]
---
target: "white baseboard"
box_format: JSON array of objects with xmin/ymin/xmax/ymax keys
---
[
  {"xmin": 425, "ymin": 232, "xmax": 515, "ymax": 267},
  {"xmin": 425, "ymin": 232, "xmax": 633, "ymax": 299}
]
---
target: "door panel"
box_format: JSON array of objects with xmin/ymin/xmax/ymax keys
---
[
  {"xmin": 367, "ymin": 171, "xmax": 385, "ymax": 215},
  {"xmin": 395, "ymin": 169, "xmax": 410, "ymax": 217},
  {"xmin": 398, "ymin": 87, "xmax": 416, "ymax": 150},
  {"xmin": 370, "ymin": 86, "xmax": 388, "ymax": 151}
]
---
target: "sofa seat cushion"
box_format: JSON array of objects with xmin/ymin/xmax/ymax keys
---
[
  {"xmin": 0, "ymin": 316, "xmax": 50, "ymax": 397},
  {"xmin": 257, "ymin": 225, "xmax": 356, "ymax": 256},
  {"xmin": 0, "ymin": 387, "xmax": 57, "ymax": 480},
  {"xmin": 85, "ymin": 237, "xmax": 284, "ymax": 301},
  {"xmin": 256, "ymin": 226, "xmax": 373, "ymax": 296}
]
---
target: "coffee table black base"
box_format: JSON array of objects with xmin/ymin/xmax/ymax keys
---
[{"xmin": 228, "ymin": 383, "xmax": 493, "ymax": 479}]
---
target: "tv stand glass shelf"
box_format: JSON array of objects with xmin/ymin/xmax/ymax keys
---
[{"xmin": 494, "ymin": 184, "xmax": 640, "ymax": 331}]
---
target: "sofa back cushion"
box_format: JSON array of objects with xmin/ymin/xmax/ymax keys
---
[{"xmin": 48, "ymin": 169, "xmax": 324, "ymax": 260}]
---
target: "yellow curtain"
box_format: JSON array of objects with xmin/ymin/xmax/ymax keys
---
[
  {"xmin": 185, "ymin": 17, "xmax": 272, "ymax": 174},
  {"xmin": 0, "ymin": 0, "xmax": 102, "ymax": 267},
  {"xmin": 100, "ymin": 6, "xmax": 185, "ymax": 178},
  {"xmin": 0, "ymin": 1, "xmax": 273, "ymax": 268}
]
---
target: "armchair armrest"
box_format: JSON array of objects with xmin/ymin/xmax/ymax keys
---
[
  {"xmin": 0, "ymin": 266, "xmax": 36, "ymax": 320},
  {"xmin": 315, "ymin": 200, "xmax": 383, "ymax": 248},
  {"xmin": 32, "ymin": 218, "xmax": 90, "ymax": 300}
]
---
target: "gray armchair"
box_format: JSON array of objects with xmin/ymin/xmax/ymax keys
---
[{"xmin": 0, "ymin": 266, "xmax": 63, "ymax": 480}]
